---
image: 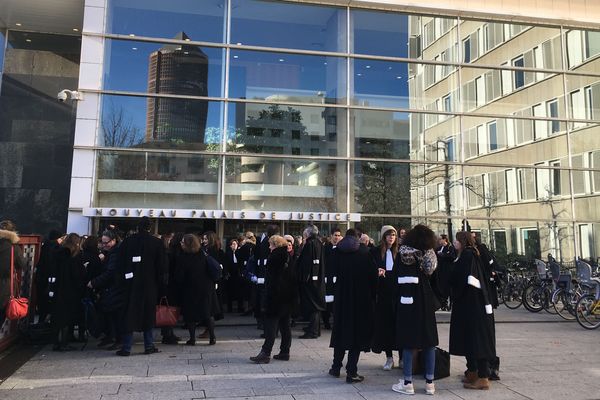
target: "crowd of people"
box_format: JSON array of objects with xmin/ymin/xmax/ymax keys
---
[{"xmin": 0, "ymin": 217, "xmax": 502, "ymax": 396}]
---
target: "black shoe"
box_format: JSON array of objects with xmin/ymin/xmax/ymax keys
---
[
  {"xmin": 298, "ymin": 333, "xmax": 318, "ymax": 339},
  {"xmin": 273, "ymin": 353, "xmax": 290, "ymax": 361},
  {"xmin": 346, "ymin": 374, "xmax": 364, "ymax": 383},
  {"xmin": 186, "ymin": 339, "xmax": 196, "ymax": 346},
  {"xmin": 489, "ymin": 371, "xmax": 500, "ymax": 381},
  {"xmin": 323, "ymin": 323, "xmax": 331, "ymax": 330},
  {"xmin": 328, "ymin": 368, "xmax": 340, "ymax": 378},
  {"xmin": 116, "ymin": 349, "xmax": 130, "ymax": 356},
  {"xmin": 144, "ymin": 347, "xmax": 161, "ymax": 355},
  {"xmin": 106, "ymin": 342, "xmax": 122, "ymax": 351},
  {"xmin": 209, "ymin": 338, "xmax": 216, "ymax": 345},
  {"xmin": 249, "ymin": 352, "xmax": 270, "ymax": 364},
  {"xmin": 162, "ymin": 336, "xmax": 179, "ymax": 345}
]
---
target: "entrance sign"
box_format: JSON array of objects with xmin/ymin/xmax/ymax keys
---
[{"xmin": 83, "ymin": 208, "xmax": 361, "ymax": 222}]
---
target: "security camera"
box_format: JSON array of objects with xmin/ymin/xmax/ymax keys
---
[{"xmin": 57, "ymin": 89, "xmax": 83, "ymax": 102}]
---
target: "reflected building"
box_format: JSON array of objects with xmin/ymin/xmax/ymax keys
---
[{"xmin": 146, "ymin": 32, "xmax": 209, "ymax": 144}]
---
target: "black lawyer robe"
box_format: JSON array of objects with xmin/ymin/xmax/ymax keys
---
[
  {"xmin": 370, "ymin": 246, "xmax": 399, "ymax": 353},
  {"xmin": 176, "ymin": 251, "xmax": 214, "ymax": 324},
  {"xmin": 329, "ymin": 236, "xmax": 377, "ymax": 352},
  {"xmin": 297, "ymin": 236, "xmax": 326, "ymax": 316}
]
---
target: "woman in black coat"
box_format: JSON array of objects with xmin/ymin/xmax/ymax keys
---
[
  {"xmin": 225, "ymin": 238, "xmax": 243, "ymax": 313},
  {"xmin": 202, "ymin": 231, "xmax": 225, "ymax": 322},
  {"xmin": 161, "ymin": 232, "xmax": 184, "ymax": 345},
  {"xmin": 450, "ymin": 231, "xmax": 496, "ymax": 390},
  {"xmin": 49, "ymin": 233, "xmax": 86, "ymax": 351},
  {"xmin": 370, "ymin": 225, "xmax": 399, "ymax": 371},
  {"xmin": 237, "ymin": 232, "xmax": 256, "ymax": 315},
  {"xmin": 392, "ymin": 225, "xmax": 439, "ymax": 396},
  {"xmin": 176, "ymin": 234, "xmax": 216, "ymax": 345},
  {"xmin": 250, "ymin": 235, "xmax": 298, "ymax": 363}
]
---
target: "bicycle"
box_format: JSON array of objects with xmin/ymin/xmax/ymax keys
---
[{"xmin": 574, "ymin": 260, "xmax": 600, "ymax": 330}]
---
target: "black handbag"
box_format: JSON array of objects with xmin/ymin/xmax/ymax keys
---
[{"xmin": 417, "ymin": 347, "xmax": 451, "ymax": 380}]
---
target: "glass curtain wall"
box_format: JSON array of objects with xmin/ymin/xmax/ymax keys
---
[{"xmin": 93, "ymin": 0, "xmax": 600, "ymax": 263}]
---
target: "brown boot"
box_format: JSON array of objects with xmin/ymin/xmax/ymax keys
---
[
  {"xmin": 464, "ymin": 377, "xmax": 490, "ymax": 390},
  {"xmin": 462, "ymin": 370, "xmax": 478, "ymax": 384}
]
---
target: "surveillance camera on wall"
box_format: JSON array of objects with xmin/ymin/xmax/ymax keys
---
[{"xmin": 57, "ymin": 89, "xmax": 83, "ymax": 102}]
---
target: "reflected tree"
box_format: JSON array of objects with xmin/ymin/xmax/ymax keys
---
[
  {"xmin": 356, "ymin": 161, "xmax": 411, "ymax": 215},
  {"xmin": 102, "ymin": 100, "xmax": 143, "ymax": 147}
]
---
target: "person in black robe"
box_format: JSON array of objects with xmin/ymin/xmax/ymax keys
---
[
  {"xmin": 116, "ymin": 217, "xmax": 167, "ymax": 356},
  {"xmin": 49, "ymin": 233, "xmax": 86, "ymax": 351},
  {"xmin": 329, "ymin": 229, "xmax": 377, "ymax": 383},
  {"xmin": 433, "ymin": 234, "xmax": 455, "ymax": 311},
  {"xmin": 297, "ymin": 225, "xmax": 326, "ymax": 338},
  {"xmin": 225, "ymin": 238, "xmax": 244, "ymax": 313},
  {"xmin": 392, "ymin": 225, "xmax": 439, "ymax": 396},
  {"xmin": 161, "ymin": 232, "xmax": 183, "ymax": 345},
  {"xmin": 34, "ymin": 229, "xmax": 63, "ymax": 324},
  {"xmin": 253, "ymin": 225, "xmax": 279, "ymax": 331},
  {"xmin": 449, "ymin": 231, "xmax": 496, "ymax": 390},
  {"xmin": 322, "ymin": 227, "xmax": 342, "ymax": 330},
  {"xmin": 237, "ymin": 232, "xmax": 256, "ymax": 315},
  {"xmin": 370, "ymin": 225, "xmax": 399, "ymax": 371},
  {"xmin": 250, "ymin": 235, "xmax": 298, "ymax": 363},
  {"xmin": 176, "ymin": 234, "xmax": 215, "ymax": 345}
]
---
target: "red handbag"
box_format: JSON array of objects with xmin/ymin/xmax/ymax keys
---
[
  {"xmin": 5, "ymin": 246, "xmax": 29, "ymax": 320},
  {"xmin": 155, "ymin": 296, "xmax": 180, "ymax": 327}
]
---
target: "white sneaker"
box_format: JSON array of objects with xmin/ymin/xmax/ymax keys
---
[
  {"xmin": 392, "ymin": 381, "xmax": 415, "ymax": 395},
  {"xmin": 383, "ymin": 357, "xmax": 394, "ymax": 371},
  {"xmin": 425, "ymin": 382, "xmax": 435, "ymax": 395}
]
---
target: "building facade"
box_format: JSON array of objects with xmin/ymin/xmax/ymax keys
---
[{"xmin": 1, "ymin": 0, "xmax": 599, "ymax": 264}]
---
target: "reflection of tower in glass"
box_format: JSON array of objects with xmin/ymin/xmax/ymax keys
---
[{"xmin": 146, "ymin": 32, "xmax": 208, "ymax": 144}]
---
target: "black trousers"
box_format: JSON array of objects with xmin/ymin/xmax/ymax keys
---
[
  {"xmin": 332, "ymin": 347, "xmax": 360, "ymax": 376},
  {"xmin": 261, "ymin": 313, "xmax": 291, "ymax": 355},
  {"xmin": 306, "ymin": 311, "xmax": 320, "ymax": 336},
  {"xmin": 466, "ymin": 356, "xmax": 490, "ymax": 378}
]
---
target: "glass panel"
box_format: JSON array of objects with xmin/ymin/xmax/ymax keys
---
[
  {"xmin": 229, "ymin": 50, "xmax": 345, "ymax": 104},
  {"xmin": 352, "ymin": 110, "xmax": 460, "ymax": 161},
  {"xmin": 0, "ymin": 29, "xmax": 5, "ymax": 77},
  {"xmin": 106, "ymin": 0, "xmax": 226, "ymax": 43},
  {"xmin": 459, "ymin": 20, "xmax": 561, "ymax": 69},
  {"xmin": 463, "ymin": 165, "xmax": 573, "ymax": 220},
  {"xmin": 564, "ymin": 28, "xmax": 600, "ymax": 71},
  {"xmin": 354, "ymin": 59, "xmax": 458, "ymax": 109},
  {"xmin": 462, "ymin": 115, "xmax": 568, "ymax": 164},
  {"xmin": 460, "ymin": 66, "xmax": 560, "ymax": 115},
  {"xmin": 96, "ymin": 150, "xmax": 220, "ymax": 208},
  {"xmin": 570, "ymin": 122, "xmax": 600, "ymax": 195},
  {"xmin": 351, "ymin": 10, "xmax": 457, "ymax": 61},
  {"xmin": 104, "ymin": 39, "xmax": 224, "ymax": 98},
  {"xmin": 226, "ymin": 102, "xmax": 346, "ymax": 157},
  {"xmin": 231, "ymin": 0, "xmax": 346, "ymax": 52},
  {"xmin": 566, "ymin": 75, "xmax": 600, "ymax": 122},
  {"xmin": 574, "ymin": 223, "xmax": 600, "ymax": 262},
  {"xmin": 99, "ymin": 95, "xmax": 223, "ymax": 150},
  {"xmin": 355, "ymin": 216, "xmax": 412, "ymax": 242},
  {"xmin": 460, "ymin": 219, "xmax": 574, "ymax": 264},
  {"xmin": 351, "ymin": 161, "xmax": 461, "ymax": 216},
  {"xmin": 224, "ymin": 156, "xmax": 347, "ymax": 212}
]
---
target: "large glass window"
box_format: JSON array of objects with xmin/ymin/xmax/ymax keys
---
[
  {"xmin": 97, "ymin": 150, "xmax": 220, "ymax": 208},
  {"xmin": 103, "ymin": 39, "xmax": 224, "ymax": 98},
  {"xmin": 351, "ymin": 10, "xmax": 410, "ymax": 58},
  {"xmin": 106, "ymin": 0, "xmax": 226, "ymax": 43},
  {"xmin": 229, "ymin": 50, "xmax": 345, "ymax": 104},
  {"xmin": 99, "ymin": 95, "xmax": 223, "ymax": 150},
  {"xmin": 226, "ymin": 102, "xmax": 346, "ymax": 157},
  {"xmin": 224, "ymin": 156, "xmax": 346, "ymax": 212},
  {"xmin": 231, "ymin": 0, "xmax": 345, "ymax": 52}
]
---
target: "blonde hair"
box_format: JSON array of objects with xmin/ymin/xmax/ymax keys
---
[
  {"xmin": 182, "ymin": 233, "xmax": 201, "ymax": 254},
  {"xmin": 269, "ymin": 235, "xmax": 288, "ymax": 248}
]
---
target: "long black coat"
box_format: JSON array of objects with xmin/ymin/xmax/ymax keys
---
[
  {"xmin": 265, "ymin": 246, "xmax": 298, "ymax": 317},
  {"xmin": 119, "ymin": 231, "xmax": 167, "ymax": 332},
  {"xmin": 0, "ymin": 230, "xmax": 26, "ymax": 309},
  {"xmin": 449, "ymin": 248, "xmax": 496, "ymax": 360},
  {"xmin": 370, "ymin": 246, "xmax": 399, "ymax": 353},
  {"xmin": 176, "ymin": 251, "xmax": 213, "ymax": 324},
  {"xmin": 297, "ymin": 236, "xmax": 326, "ymax": 316},
  {"xmin": 91, "ymin": 245, "xmax": 126, "ymax": 312},
  {"xmin": 477, "ymin": 243, "xmax": 500, "ymax": 308},
  {"xmin": 323, "ymin": 243, "xmax": 337, "ymax": 311},
  {"xmin": 49, "ymin": 247, "xmax": 86, "ymax": 329},
  {"xmin": 34, "ymin": 239, "xmax": 59, "ymax": 315},
  {"xmin": 330, "ymin": 236, "xmax": 377, "ymax": 352},
  {"xmin": 395, "ymin": 247, "xmax": 439, "ymax": 350}
]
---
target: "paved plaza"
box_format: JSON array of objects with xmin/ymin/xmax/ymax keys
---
[{"xmin": 0, "ymin": 308, "xmax": 598, "ymax": 400}]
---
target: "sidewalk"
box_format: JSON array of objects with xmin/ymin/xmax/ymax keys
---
[{"xmin": 0, "ymin": 307, "xmax": 598, "ymax": 400}]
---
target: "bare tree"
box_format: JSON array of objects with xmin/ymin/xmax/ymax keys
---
[{"xmin": 102, "ymin": 100, "xmax": 143, "ymax": 147}]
